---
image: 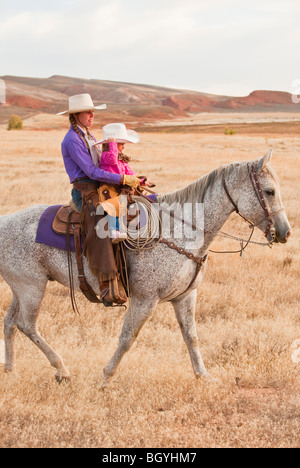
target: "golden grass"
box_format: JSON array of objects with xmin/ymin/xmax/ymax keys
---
[{"xmin": 0, "ymin": 121, "xmax": 299, "ymax": 448}]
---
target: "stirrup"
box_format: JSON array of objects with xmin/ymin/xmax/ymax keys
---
[
  {"xmin": 100, "ymin": 278, "xmax": 127, "ymax": 306},
  {"xmin": 100, "ymin": 288, "xmax": 121, "ymax": 308}
]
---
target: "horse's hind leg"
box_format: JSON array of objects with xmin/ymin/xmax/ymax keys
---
[
  {"xmin": 15, "ymin": 283, "xmax": 70, "ymax": 381},
  {"xmin": 4, "ymin": 294, "xmax": 19, "ymax": 372},
  {"xmin": 172, "ymin": 290, "xmax": 210, "ymax": 379}
]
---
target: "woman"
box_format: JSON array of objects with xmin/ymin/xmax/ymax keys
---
[
  {"xmin": 57, "ymin": 94, "xmax": 140, "ymax": 306},
  {"xmin": 57, "ymin": 93, "xmax": 140, "ymax": 211}
]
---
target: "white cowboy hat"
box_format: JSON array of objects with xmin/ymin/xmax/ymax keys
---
[
  {"xmin": 93, "ymin": 123, "xmax": 140, "ymax": 145},
  {"xmin": 56, "ymin": 93, "xmax": 107, "ymax": 115}
]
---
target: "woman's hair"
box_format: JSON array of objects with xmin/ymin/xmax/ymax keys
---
[{"xmin": 69, "ymin": 113, "xmax": 95, "ymax": 151}]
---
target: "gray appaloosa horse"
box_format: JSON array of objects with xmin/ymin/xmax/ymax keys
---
[{"xmin": 0, "ymin": 151, "xmax": 291, "ymax": 383}]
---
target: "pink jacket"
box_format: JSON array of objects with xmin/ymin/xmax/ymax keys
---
[{"xmin": 100, "ymin": 142, "xmax": 136, "ymax": 175}]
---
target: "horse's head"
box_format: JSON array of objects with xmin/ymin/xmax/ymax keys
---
[{"xmin": 236, "ymin": 150, "xmax": 291, "ymax": 244}]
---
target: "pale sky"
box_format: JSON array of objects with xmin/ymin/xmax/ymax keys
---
[{"xmin": 0, "ymin": 0, "xmax": 299, "ymax": 96}]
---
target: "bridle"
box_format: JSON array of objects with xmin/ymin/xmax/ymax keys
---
[{"xmin": 222, "ymin": 163, "xmax": 285, "ymax": 241}]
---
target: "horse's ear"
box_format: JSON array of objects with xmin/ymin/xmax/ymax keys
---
[{"xmin": 255, "ymin": 149, "xmax": 273, "ymax": 172}]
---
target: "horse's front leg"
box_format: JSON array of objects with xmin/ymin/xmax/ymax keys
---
[
  {"xmin": 171, "ymin": 290, "xmax": 210, "ymax": 379},
  {"xmin": 103, "ymin": 296, "xmax": 158, "ymax": 385},
  {"xmin": 4, "ymin": 294, "xmax": 19, "ymax": 372}
]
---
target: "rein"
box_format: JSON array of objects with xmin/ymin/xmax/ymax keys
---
[{"xmin": 139, "ymin": 162, "xmax": 282, "ymax": 258}]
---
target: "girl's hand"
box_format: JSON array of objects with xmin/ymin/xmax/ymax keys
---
[{"xmin": 140, "ymin": 176, "xmax": 149, "ymax": 186}]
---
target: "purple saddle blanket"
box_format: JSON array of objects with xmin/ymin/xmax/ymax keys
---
[{"xmin": 35, "ymin": 205, "xmax": 76, "ymax": 251}]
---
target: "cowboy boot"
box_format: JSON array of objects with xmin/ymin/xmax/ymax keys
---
[{"xmin": 99, "ymin": 277, "xmax": 127, "ymax": 306}]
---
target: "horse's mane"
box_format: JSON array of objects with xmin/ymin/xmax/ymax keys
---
[{"xmin": 157, "ymin": 161, "xmax": 248, "ymax": 206}]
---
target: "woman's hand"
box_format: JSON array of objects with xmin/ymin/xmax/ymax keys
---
[{"xmin": 122, "ymin": 175, "xmax": 141, "ymax": 188}]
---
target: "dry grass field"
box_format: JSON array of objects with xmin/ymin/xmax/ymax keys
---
[{"xmin": 0, "ymin": 116, "xmax": 299, "ymax": 448}]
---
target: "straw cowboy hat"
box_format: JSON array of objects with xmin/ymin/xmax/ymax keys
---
[
  {"xmin": 93, "ymin": 123, "xmax": 140, "ymax": 145},
  {"xmin": 57, "ymin": 93, "xmax": 107, "ymax": 115}
]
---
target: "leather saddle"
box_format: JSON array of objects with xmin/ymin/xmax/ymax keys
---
[
  {"xmin": 52, "ymin": 204, "xmax": 128, "ymax": 308},
  {"xmin": 52, "ymin": 205, "xmax": 81, "ymax": 236}
]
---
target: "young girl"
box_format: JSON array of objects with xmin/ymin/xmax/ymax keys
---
[{"xmin": 94, "ymin": 123, "xmax": 145, "ymax": 243}]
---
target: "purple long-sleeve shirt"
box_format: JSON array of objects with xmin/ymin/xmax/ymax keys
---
[{"xmin": 61, "ymin": 126, "xmax": 122, "ymax": 185}]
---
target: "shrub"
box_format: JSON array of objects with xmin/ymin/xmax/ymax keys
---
[
  {"xmin": 224, "ymin": 127, "xmax": 236, "ymax": 135},
  {"xmin": 8, "ymin": 115, "xmax": 23, "ymax": 130}
]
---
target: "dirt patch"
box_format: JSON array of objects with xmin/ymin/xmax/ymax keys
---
[{"xmin": 136, "ymin": 121, "xmax": 300, "ymax": 136}]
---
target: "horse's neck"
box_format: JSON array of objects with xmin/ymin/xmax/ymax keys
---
[
  {"xmin": 159, "ymin": 165, "xmax": 239, "ymax": 254},
  {"xmin": 201, "ymin": 175, "xmax": 235, "ymax": 250}
]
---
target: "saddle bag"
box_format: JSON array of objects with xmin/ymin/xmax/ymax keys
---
[{"xmin": 52, "ymin": 205, "xmax": 81, "ymax": 235}]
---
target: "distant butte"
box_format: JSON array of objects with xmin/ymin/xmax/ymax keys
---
[{"xmin": 0, "ymin": 75, "xmax": 299, "ymax": 125}]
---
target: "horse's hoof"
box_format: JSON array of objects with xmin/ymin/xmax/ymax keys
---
[
  {"xmin": 196, "ymin": 371, "xmax": 215, "ymax": 381},
  {"xmin": 55, "ymin": 374, "xmax": 71, "ymax": 384},
  {"xmin": 100, "ymin": 377, "xmax": 110, "ymax": 390}
]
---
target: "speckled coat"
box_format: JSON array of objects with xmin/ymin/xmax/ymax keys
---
[{"xmin": 0, "ymin": 152, "xmax": 291, "ymax": 383}]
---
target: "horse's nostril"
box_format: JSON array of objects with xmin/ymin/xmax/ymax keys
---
[{"xmin": 286, "ymin": 229, "xmax": 292, "ymax": 239}]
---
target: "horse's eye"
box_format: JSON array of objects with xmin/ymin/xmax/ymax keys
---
[{"xmin": 265, "ymin": 189, "xmax": 275, "ymax": 197}]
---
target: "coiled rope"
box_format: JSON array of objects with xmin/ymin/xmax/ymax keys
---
[{"xmin": 124, "ymin": 196, "xmax": 161, "ymax": 252}]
